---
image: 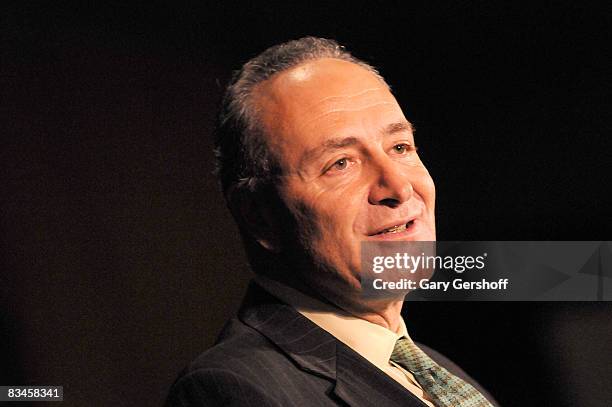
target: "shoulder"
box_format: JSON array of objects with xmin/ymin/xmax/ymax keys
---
[
  {"xmin": 165, "ymin": 318, "xmax": 312, "ymax": 407},
  {"xmin": 165, "ymin": 366, "xmax": 277, "ymax": 407},
  {"xmin": 184, "ymin": 316, "xmax": 303, "ymax": 375}
]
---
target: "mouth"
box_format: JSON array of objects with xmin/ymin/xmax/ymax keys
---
[{"xmin": 372, "ymin": 219, "xmax": 416, "ymax": 236}]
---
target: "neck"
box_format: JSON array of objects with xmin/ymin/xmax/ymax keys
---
[
  {"xmin": 347, "ymin": 299, "xmax": 405, "ymax": 332},
  {"xmin": 331, "ymin": 295, "xmax": 406, "ymax": 333},
  {"xmin": 267, "ymin": 271, "xmax": 406, "ymax": 333}
]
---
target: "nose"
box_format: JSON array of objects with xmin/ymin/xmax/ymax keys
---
[{"xmin": 368, "ymin": 156, "xmax": 413, "ymax": 207}]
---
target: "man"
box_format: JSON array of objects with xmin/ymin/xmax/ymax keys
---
[{"xmin": 166, "ymin": 37, "xmax": 497, "ymax": 406}]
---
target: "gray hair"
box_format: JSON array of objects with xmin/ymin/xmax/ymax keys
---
[{"xmin": 213, "ymin": 36, "xmax": 387, "ymax": 198}]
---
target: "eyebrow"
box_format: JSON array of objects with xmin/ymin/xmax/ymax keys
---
[
  {"xmin": 384, "ymin": 121, "xmax": 414, "ymax": 135},
  {"xmin": 299, "ymin": 137, "xmax": 359, "ymax": 167},
  {"xmin": 298, "ymin": 121, "xmax": 414, "ymax": 169}
]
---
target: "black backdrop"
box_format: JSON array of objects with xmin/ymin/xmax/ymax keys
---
[{"xmin": 2, "ymin": 1, "xmax": 610, "ymax": 406}]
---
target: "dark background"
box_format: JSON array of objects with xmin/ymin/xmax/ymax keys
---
[{"xmin": 2, "ymin": 1, "xmax": 610, "ymax": 406}]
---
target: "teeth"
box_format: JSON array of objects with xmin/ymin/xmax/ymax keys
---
[
  {"xmin": 384, "ymin": 224, "xmax": 406, "ymax": 234},
  {"xmin": 378, "ymin": 220, "xmax": 414, "ymax": 235}
]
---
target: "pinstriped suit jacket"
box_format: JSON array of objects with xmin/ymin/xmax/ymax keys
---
[{"xmin": 165, "ymin": 282, "xmax": 498, "ymax": 406}]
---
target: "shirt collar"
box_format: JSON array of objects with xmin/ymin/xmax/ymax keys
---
[{"xmin": 254, "ymin": 276, "xmax": 410, "ymax": 371}]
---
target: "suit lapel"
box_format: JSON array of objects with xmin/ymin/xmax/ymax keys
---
[
  {"xmin": 239, "ymin": 282, "xmax": 428, "ymax": 407},
  {"xmin": 238, "ymin": 281, "xmax": 337, "ymax": 380}
]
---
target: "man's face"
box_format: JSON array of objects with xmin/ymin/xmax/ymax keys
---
[{"xmin": 254, "ymin": 58, "xmax": 436, "ymax": 294}]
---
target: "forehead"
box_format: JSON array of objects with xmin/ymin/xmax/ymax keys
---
[
  {"xmin": 254, "ymin": 59, "xmax": 396, "ymax": 119},
  {"xmin": 253, "ymin": 59, "xmax": 406, "ymax": 154},
  {"xmin": 257, "ymin": 58, "xmax": 390, "ymax": 106}
]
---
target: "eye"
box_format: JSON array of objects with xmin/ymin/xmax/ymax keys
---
[
  {"xmin": 332, "ymin": 158, "xmax": 349, "ymax": 170},
  {"xmin": 325, "ymin": 157, "xmax": 354, "ymax": 174},
  {"xmin": 391, "ymin": 143, "xmax": 416, "ymax": 154}
]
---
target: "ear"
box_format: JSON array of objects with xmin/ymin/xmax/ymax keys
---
[{"xmin": 228, "ymin": 187, "xmax": 284, "ymax": 253}]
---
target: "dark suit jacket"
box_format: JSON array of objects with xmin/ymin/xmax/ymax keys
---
[{"xmin": 166, "ymin": 282, "xmax": 498, "ymax": 406}]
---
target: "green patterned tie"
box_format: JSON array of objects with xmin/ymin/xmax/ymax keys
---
[{"xmin": 391, "ymin": 337, "xmax": 493, "ymax": 407}]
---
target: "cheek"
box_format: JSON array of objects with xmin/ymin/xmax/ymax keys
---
[
  {"xmin": 415, "ymin": 170, "xmax": 437, "ymax": 236},
  {"xmin": 424, "ymin": 177, "xmax": 436, "ymax": 210},
  {"xmin": 282, "ymin": 182, "xmax": 367, "ymax": 243},
  {"xmin": 321, "ymin": 179, "xmax": 371, "ymax": 233},
  {"xmin": 414, "ymin": 168, "xmax": 436, "ymax": 209}
]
